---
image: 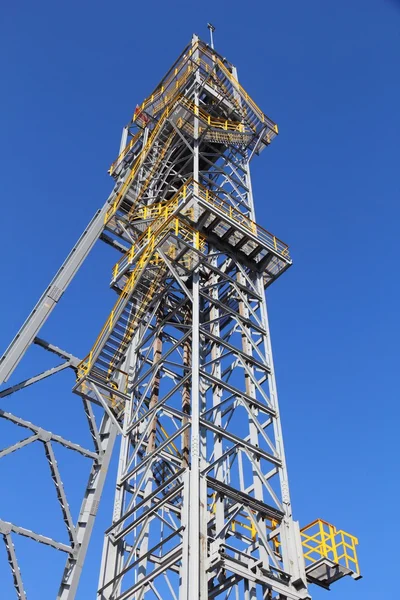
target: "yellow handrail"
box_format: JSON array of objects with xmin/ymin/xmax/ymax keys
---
[
  {"xmin": 114, "ymin": 181, "xmax": 194, "ymax": 277},
  {"xmin": 178, "ymin": 96, "xmax": 245, "ymax": 133},
  {"xmin": 214, "ymin": 57, "xmax": 278, "ymax": 134},
  {"xmin": 104, "ymin": 102, "xmax": 174, "ymax": 224},
  {"xmin": 301, "ymin": 519, "xmax": 360, "ymax": 577},
  {"xmin": 78, "ymin": 212, "xmax": 206, "ymax": 380},
  {"xmin": 194, "ymin": 181, "xmax": 289, "ymax": 257},
  {"xmin": 127, "ymin": 129, "xmax": 177, "ymax": 217},
  {"xmin": 137, "ymin": 42, "xmax": 199, "ymax": 116},
  {"xmin": 133, "ymin": 40, "xmax": 277, "ymax": 137},
  {"xmin": 106, "ymin": 261, "xmax": 167, "ymax": 377},
  {"xmin": 108, "ymin": 130, "xmax": 143, "ymax": 176},
  {"xmin": 117, "ymin": 177, "xmax": 289, "ymax": 278}
]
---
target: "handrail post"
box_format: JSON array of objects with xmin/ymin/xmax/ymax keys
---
[
  {"xmin": 320, "ymin": 521, "xmax": 328, "ymax": 560},
  {"xmin": 330, "ymin": 524, "xmax": 339, "ymax": 564}
]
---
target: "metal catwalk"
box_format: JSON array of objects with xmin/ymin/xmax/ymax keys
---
[{"xmin": 0, "ymin": 35, "xmax": 360, "ymax": 599}]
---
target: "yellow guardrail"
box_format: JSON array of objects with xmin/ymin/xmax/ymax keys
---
[
  {"xmin": 209, "ymin": 496, "xmax": 280, "ymax": 544},
  {"xmin": 194, "ymin": 181, "xmax": 289, "ymax": 258},
  {"xmin": 214, "ymin": 59, "xmax": 271, "ymax": 127},
  {"xmin": 135, "ymin": 40, "xmax": 277, "ymax": 136},
  {"xmin": 135, "ymin": 44, "xmax": 197, "ymax": 118},
  {"xmin": 81, "ymin": 185, "xmax": 289, "ymax": 381},
  {"xmin": 129, "ymin": 129, "xmax": 176, "ymax": 214},
  {"xmin": 77, "ymin": 244, "xmax": 158, "ymax": 380},
  {"xmin": 113, "ymin": 203, "xmax": 205, "ymax": 282},
  {"xmin": 197, "ymin": 57, "xmax": 242, "ymax": 114},
  {"xmin": 108, "ymin": 130, "xmax": 143, "ymax": 176},
  {"xmin": 125, "ymin": 101, "xmax": 253, "ymax": 221},
  {"xmin": 78, "ymin": 209, "xmax": 206, "ymax": 380},
  {"xmin": 104, "ymin": 102, "xmax": 174, "ymax": 224},
  {"xmin": 106, "ymin": 45, "xmax": 279, "ymax": 224},
  {"xmin": 107, "ymin": 96, "xmax": 256, "ymax": 226},
  {"xmin": 149, "ymin": 64, "xmax": 194, "ymax": 116},
  {"xmin": 130, "ymin": 201, "xmax": 171, "ymax": 222},
  {"xmin": 178, "ymin": 96, "xmax": 245, "ymax": 133},
  {"xmin": 301, "ymin": 519, "xmax": 360, "ymax": 577},
  {"xmin": 159, "ymin": 424, "xmax": 180, "ymax": 457},
  {"xmin": 121, "ymin": 177, "xmax": 289, "ymax": 269},
  {"xmin": 106, "ymin": 260, "xmax": 167, "ymax": 378},
  {"xmin": 114, "ymin": 184, "xmax": 190, "ymax": 277}
]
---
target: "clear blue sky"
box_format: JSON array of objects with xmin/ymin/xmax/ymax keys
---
[{"xmin": 0, "ymin": 1, "xmax": 399, "ymax": 598}]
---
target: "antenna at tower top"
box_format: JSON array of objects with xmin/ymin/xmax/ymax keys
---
[{"xmin": 207, "ymin": 22, "xmax": 215, "ymax": 49}]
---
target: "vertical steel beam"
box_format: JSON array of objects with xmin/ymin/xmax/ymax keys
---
[
  {"xmin": 186, "ymin": 32, "xmax": 204, "ymax": 600},
  {"xmin": 97, "ymin": 343, "xmax": 137, "ymax": 599}
]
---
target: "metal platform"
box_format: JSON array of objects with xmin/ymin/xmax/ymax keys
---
[
  {"xmin": 301, "ymin": 519, "xmax": 361, "ymax": 589},
  {"xmin": 305, "ymin": 557, "xmax": 361, "ymax": 589}
]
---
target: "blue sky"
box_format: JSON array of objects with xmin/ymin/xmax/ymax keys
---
[{"xmin": 0, "ymin": 0, "xmax": 399, "ymax": 598}]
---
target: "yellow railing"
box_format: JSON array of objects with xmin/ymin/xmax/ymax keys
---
[
  {"xmin": 120, "ymin": 178, "xmax": 290, "ymax": 271},
  {"xmin": 301, "ymin": 519, "xmax": 360, "ymax": 577},
  {"xmin": 125, "ymin": 100, "xmax": 252, "ymax": 221},
  {"xmin": 197, "ymin": 57, "xmax": 242, "ymax": 114},
  {"xmin": 114, "ymin": 184, "xmax": 191, "ymax": 277},
  {"xmin": 231, "ymin": 515, "xmax": 257, "ymax": 541},
  {"xmin": 106, "ymin": 259, "xmax": 167, "ymax": 378},
  {"xmin": 77, "ymin": 211, "xmax": 206, "ymax": 380},
  {"xmin": 106, "ymin": 50, "xmax": 279, "ymax": 224},
  {"xmin": 134, "ymin": 40, "xmax": 277, "ymax": 137},
  {"xmin": 77, "ymin": 244, "xmax": 159, "ymax": 379},
  {"xmin": 130, "ymin": 201, "xmax": 171, "ymax": 222},
  {"xmin": 105, "ymin": 102, "xmax": 174, "ymax": 224},
  {"xmin": 135, "ymin": 43, "xmax": 199, "ymax": 118},
  {"xmin": 128, "ymin": 129, "xmax": 177, "ymax": 214},
  {"xmin": 178, "ymin": 119, "xmax": 255, "ymax": 147},
  {"xmin": 214, "ymin": 58, "xmax": 278, "ymax": 134},
  {"xmin": 209, "ymin": 496, "xmax": 280, "ymax": 544},
  {"xmin": 113, "ymin": 205, "xmax": 205, "ymax": 281},
  {"xmin": 194, "ymin": 181, "xmax": 289, "ymax": 258},
  {"xmin": 178, "ymin": 96, "xmax": 245, "ymax": 133},
  {"xmin": 149, "ymin": 64, "xmax": 194, "ymax": 116},
  {"xmin": 108, "ymin": 130, "xmax": 143, "ymax": 176},
  {"xmin": 105, "ymin": 93, "xmax": 195, "ymax": 225},
  {"xmin": 141, "ymin": 55, "xmax": 224, "ymax": 118}
]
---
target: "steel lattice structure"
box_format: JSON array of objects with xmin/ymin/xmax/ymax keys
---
[{"xmin": 0, "ymin": 35, "xmax": 360, "ymax": 600}]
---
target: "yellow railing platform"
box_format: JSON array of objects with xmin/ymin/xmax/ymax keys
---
[
  {"xmin": 111, "ymin": 178, "xmax": 290, "ymax": 284},
  {"xmin": 301, "ymin": 519, "xmax": 360, "ymax": 587}
]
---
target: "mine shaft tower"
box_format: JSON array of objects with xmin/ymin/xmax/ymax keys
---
[{"xmin": 0, "ymin": 35, "xmax": 360, "ymax": 599}]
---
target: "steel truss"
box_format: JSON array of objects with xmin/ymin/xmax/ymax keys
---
[{"xmin": 0, "ymin": 34, "xmax": 359, "ymax": 600}]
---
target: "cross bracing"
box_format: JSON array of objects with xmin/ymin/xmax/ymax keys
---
[{"xmin": 0, "ymin": 34, "xmax": 360, "ymax": 599}]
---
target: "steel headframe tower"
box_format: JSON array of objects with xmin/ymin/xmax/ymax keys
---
[{"xmin": 0, "ymin": 35, "xmax": 361, "ymax": 599}]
